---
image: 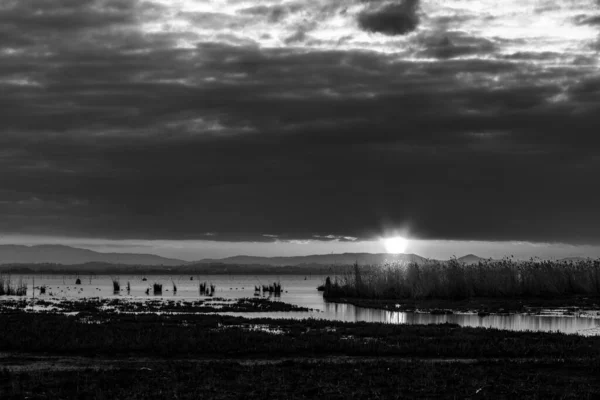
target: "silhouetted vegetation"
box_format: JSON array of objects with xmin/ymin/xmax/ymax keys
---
[
  {"xmin": 1, "ymin": 301, "xmax": 600, "ymax": 397},
  {"xmin": 111, "ymin": 278, "xmax": 120, "ymax": 293},
  {"xmin": 199, "ymin": 281, "xmax": 215, "ymax": 296},
  {"xmin": 153, "ymin": 283, "xmax": 162, "ymax": 295},
  {"xmin": 75, "ymin": 278, "xmax": 81, "ymax": 285},
  {"xmin": 39, "ymin": 285, "xmax": 46, "ymax": 295},
  {"xmin": 261, "ymin": 282, "xmax": 282, "ymax": 296},
  {"xmin": 0, "ymin": 276, "xmax": 27, "ymax": 296},
  {"xmin": 323, "ymin": 259, "xmax": 600, "ymax": 300},
  {"xmin": 0, "ymin": 311, "xmax": 600, "ymax": 359},
  {"xmin": 317, "ymin": 276, "xmax": 332, "ymax": 291},
  {"xmin": 126, "ymin": 281, "xmax": 131, "ymax": 293}
]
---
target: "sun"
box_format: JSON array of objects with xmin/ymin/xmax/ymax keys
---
[{"xmin": 383, "ymin": 236, "xmax": 408, "ymax": 254}]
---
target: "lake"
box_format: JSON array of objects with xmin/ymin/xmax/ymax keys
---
[{"xmin": 3, "ymin": 273, "xmax": 600, "ymax": 336}]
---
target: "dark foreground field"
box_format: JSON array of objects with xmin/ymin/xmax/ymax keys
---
[
  {"xmin": 1, "ymin": 301, "xmax": 600, "ymax": 399},
  {"xmin": 3, "ymin": 358, "xmax": 599, "ymax": 399}
]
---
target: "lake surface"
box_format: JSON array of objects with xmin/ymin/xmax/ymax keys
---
[{"xmin": 3, "ymin": 274, "xmax": 600, "ymax": 336}]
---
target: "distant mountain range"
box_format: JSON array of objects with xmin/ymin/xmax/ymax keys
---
[
  {"xmin": 455, "ymin": 254, "xmax": 488, "ymax": 265},
  {"xmin": 0, "ymin": 244, "xmax": 494, "ymax": 270},
  {"xmin": 0, "ymin": 245, "xmax": 185, "ymax": 266},
  {"xmin": 196, "ymin": 252, "xmax": 429, "ymax": 267}
]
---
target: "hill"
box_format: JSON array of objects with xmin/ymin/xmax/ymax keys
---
[
  {"xmin": 0, "ymin": 245, "xmax": 185, "ymax": 266},
  {"xmin": 197, "ymin": 252, "xmax": 429, "ymax": 267},
  {"xmin": 456, "ymin": 254, "xmax": 488, "ymax": 265}
]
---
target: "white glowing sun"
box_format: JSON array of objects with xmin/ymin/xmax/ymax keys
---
[{"xmin": 383, "ymin": 237, "xmax": 408, "ymax": 254}]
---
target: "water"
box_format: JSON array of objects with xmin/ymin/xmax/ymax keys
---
[{"xmin": 4, "ymin": 274, "xmax": 600, "ymax": 335}]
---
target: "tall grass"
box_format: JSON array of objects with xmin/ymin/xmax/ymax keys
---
[
  {"xmin": 112, "ymin": 278, "xmax": 120, "ymax": 293},
  {"xmin": 260, "ymin": 282, "xmax": 282, "ymax": 295},
  {"xmin": 153, "ymin": 283, "xmax": 162, "ymax": 295},
  {"xmin": 323, "ymin": 259, "xmax": 600, "ymax": 300},
  {"xmin": 0, "ymin": 275, "xmax": 28, "ymax": 296},
  {"xmin": 199, "ymin": 282, "xmax": 215, "ymax": 296}
]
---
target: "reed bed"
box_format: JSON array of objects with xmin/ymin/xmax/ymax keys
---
[
  {"xmin": 199, "ymin": 282, "xmax": 215, "ymax": 296},
  {"xmin": 264, "ymin": 282, "xmax": 282, "ymax": 295},
  {"xmin": 112, "ymin": 278, "xmax": 120, "ymax": 293},
  {"xmin": 153, "ymin": 283, "xmax": 162, "ymax": 295},
  {"xmin": 323, "ymin": 259, "xmax": 600, "ymax": 300},
  {"xmin": 0, "ymin": 276, "xmax": 28, "ymax": 296}
]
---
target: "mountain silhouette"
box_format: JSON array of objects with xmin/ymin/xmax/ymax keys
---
[
  {"xmin": 456, "ymin": 254, "xmax": 488, "ymax": 265},
  {"xmin": 0, "ymin": 245, "xmax": 184, "ymax": 266},
  {"xmin": 197, "ymin": 252, "xmax": 429, "ymax": 267}
]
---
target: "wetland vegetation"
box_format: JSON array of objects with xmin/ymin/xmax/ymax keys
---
[
  {"xmin": 2, "ymin": 265, "xmax": 600, "ymax": 398},
  {"xmin": 0, "ymin": 275, "xmax": 28, "ymax": 296},
  {"xmin": 3, "ymin": 358, "xmax": 600, "ymax": 399},
  {"xmin": 321, "ymin": 259, "xmax": 600, "ymax": 314},
  {"xmin": 1, "ymin": 301, "xmax": 600, "ymax": 398}
]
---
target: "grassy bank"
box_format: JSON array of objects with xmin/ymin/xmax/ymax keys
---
[{"xmin": 322, "ymin": 259, "xmax": 600, "ymax": 301}]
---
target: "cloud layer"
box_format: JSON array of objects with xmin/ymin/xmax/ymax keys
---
[
  {"xmin": 1, "ymin": 0, "xmax": 600, "ymax": 244},
  {"xmin": 358, "ymin": 0, "xmax": 420, "ymax": 36}
]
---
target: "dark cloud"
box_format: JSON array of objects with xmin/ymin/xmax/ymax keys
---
[
  {"xmin": 238, "ymin": 4, "xmax": 294, "ymax": 23},
  {"xmin": 1, "ymin": 0, "xmax": 600, "ymax": 245},
  {"xmin": 574, "ymin": 14, "xmax": 600, "ymax": 26},
  {"xmin": 418, "ymin": 33, "xmax": 497, "ymax": 59},
  {"xmin": 358, "ymin": 0, "xmax": 420, "ymax": 36},
  {"xmin": 284, "ymin": 28, "xmax": 308, "ymax": 44}
]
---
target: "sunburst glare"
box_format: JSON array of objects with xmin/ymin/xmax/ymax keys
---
[{"xmin": 383, "ymin": 236, "xmax": 409, "ymax": 254}]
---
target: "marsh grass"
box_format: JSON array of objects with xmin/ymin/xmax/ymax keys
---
[
  {"xmin": 4, "ymin": 359, "xmax": 600, "ymax": 399},
  {"xmin": 199, "ymin": 282, "xmax": 215, "ymax": 296},
  {"xmin": 262, "ymin": 282, "xmax": 282, "ymax": 296},
  {"xmin": 0, "ymin": 276, "xmax": 28, "ymax": 296},
  {"xmin": 324, "ymin": 259, "xmax": 600, "ymax": 300},
  {"xmin": 2, "ymin": 312, "xmax": 600, "ymax": 360},
  {"xmin": 153, "ymin": 283, "xmax": 162, "ymax": 295},
  {"xmin": 111, "ymin": 278, "xmax": 120, "ymax": 293}
]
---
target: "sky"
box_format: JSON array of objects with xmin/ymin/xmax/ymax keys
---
[{"xmin": 1, "ymin": 0, "xmax": 600, "ymax": 260}]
